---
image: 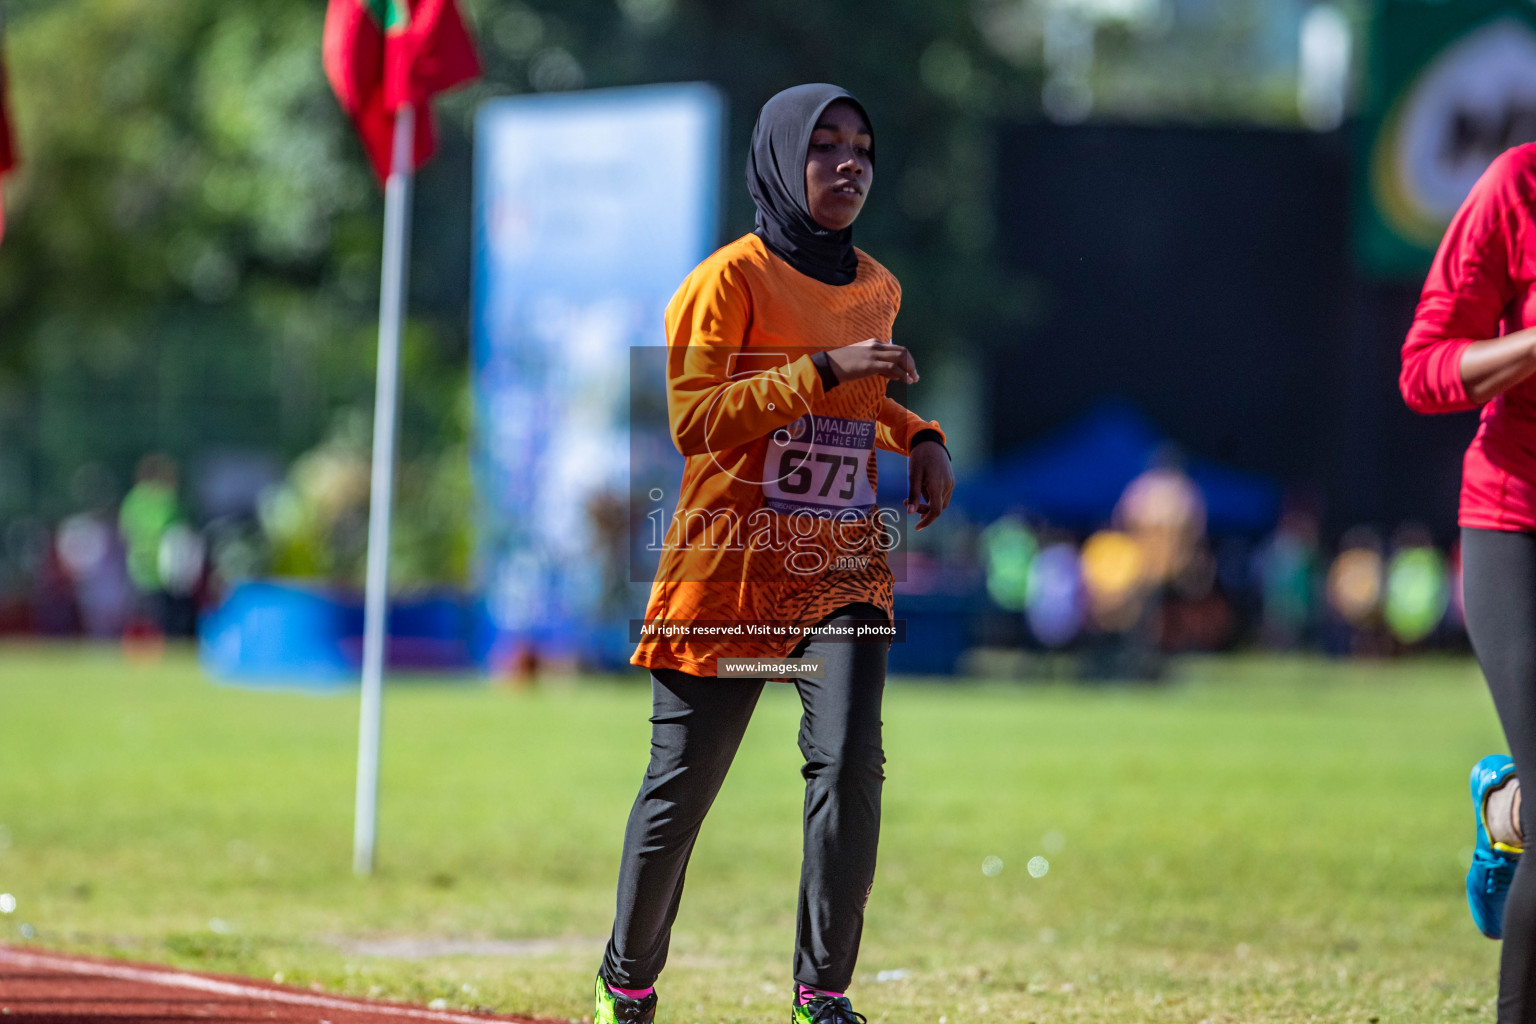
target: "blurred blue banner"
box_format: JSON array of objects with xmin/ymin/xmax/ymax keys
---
[
  {"xmin": 955, "ymin": 401, "xmax": 1282, "ymax": 534},
  {"xmin": 471, "ymin": 83, "xmax": 723, "ymax": 669}
]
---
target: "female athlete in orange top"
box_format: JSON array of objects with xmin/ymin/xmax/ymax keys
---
[{"xmin": 593, "ymin": 85, "xmax": 952, "ymax": 1024}]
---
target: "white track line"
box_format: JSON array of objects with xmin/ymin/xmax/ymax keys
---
[{"xmin": 0, "ymin": 947, "xmax": 517, "ymax": 1024}]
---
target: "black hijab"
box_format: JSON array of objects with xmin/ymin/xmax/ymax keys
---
[{"xmin": 746, "ymin": 83, "xmax": 874, "ymax": 286}]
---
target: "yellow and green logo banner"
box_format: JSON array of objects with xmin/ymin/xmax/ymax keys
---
[{"xmin": 1356, "ymin": 0, "xmax": 1536, "ymax": 279}]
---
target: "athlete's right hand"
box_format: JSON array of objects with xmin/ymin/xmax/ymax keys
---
[{"xmin": 825, "ymin": 339, "xmax": 919, "ymax": 385}]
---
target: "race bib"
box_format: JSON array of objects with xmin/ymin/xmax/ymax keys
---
[{"xmin": 763, "ymin": 414, "xmax": 877, "ymax": 516}]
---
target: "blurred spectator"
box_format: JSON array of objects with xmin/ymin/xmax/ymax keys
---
[
  {"xmin": 1025, "ymin": 541, "xmax": 1087, "ymax": 647},
  {"xmin": 26, "ymin": 522, "xmax": 78, "ymax": 636},
  {"xmin": 1326, "ymin": 526, "xmax": 1388, "ymax": 655},
  {"xmin": 982, "ymin": 516, "xmax": 1035, "ymax": 612},
  {"xmin": 1114, "ymin": 444, "xmax": 1206, "ymax": 587},
  {"xmin": 1075, "ymin": 447, "xmax": 1211, "ymax": 674},
  {"xmin": 1258, "ymin": 504, "xmax": 1322, "ymax": 649},
  {"xmin": 1079, "ymin": 528, "xmax": 1160, "ymax": 679},
  {"xmin": 118, "ymin": 454, "xmax": 184, "ymax": 635},
  {"xmin": 1161, "ymin": 544, "xmax": 1233, "ymax": 652},
  {"xmin": 156, "ymin": 522, "xmax": 207, "ymax": 637},
  {"xmin": 1382, "ymin": 524, "xmax": 1450, "ymax": 646},
  {"xmin": 57, "ymin": 511, "xmax": 134, "ymax": 637},
  {"xmin": 1080, "ymin": 529, "xmax": 1146, "ymax": 632},
  {"xmin": 587, "ymin": 490, "xmax": 633, "ymax": 620}
]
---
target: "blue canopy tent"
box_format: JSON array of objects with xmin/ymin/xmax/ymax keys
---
[{"xmin": 948, "ymin": 401, "xmax": 1282, "ymax": 533}]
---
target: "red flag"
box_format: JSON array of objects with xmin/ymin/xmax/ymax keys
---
[
  {"xmin": 323, "ymin": 0, "xmax": 480, "ymax": 185},
  {"xmin": 0, "ymin": 9, "xmax": 19, "ymax": 246}
]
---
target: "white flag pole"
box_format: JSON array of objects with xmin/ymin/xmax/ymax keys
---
[{"xmin": 354, "ymin": 102, "xmax": 416, "ymax": 878}]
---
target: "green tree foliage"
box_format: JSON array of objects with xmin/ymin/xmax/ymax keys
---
[{"xmin": 1, "ymin": 0, "xmax": 469, "ymax": 586}]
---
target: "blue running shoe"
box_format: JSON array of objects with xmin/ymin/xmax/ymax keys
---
[{"xmin": 1468, "ymin": 754, "xmax": 1521, "ymax": 939}]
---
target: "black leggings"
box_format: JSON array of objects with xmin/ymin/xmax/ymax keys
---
[
  {"xmin": 600, "ymin": 603, "xmax": 889, "ymax": 993},
  {"xmin": 1462, "ymin": 528, "xmax": 1536, "ymax": 1023}
]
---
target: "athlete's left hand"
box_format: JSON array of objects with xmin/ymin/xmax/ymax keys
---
[{"xmin": 907, "ymin": 440, "xmax": 954, "ymax": 531}]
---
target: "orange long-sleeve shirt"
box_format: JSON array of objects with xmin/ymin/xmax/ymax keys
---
[{"xmin": 632, "ymin": 233, "xmax": 944, "ymax": 677}]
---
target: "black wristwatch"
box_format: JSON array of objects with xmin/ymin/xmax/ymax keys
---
[
  {"xmin": 810, "ymin": 350, "xmax": 840, "ymax": 392},
  {"xmin": 911, "ymin": 429, "xmax": 948, "ymax": 458}
]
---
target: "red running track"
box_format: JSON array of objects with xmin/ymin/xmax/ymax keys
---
[{"xmin": 0, "ymin": 946, "xmax": 554, "ymax": 1024}]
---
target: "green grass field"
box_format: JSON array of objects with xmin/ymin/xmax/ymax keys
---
[{"xmin": 0, "ymin": 645, "xmax": 1512, "ymax": 1022}]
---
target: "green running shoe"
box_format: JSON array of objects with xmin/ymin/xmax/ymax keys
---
[
  {"xmin": 594, "ymin": 976, "xmax": 657, "ymax": 1024},
  {"xmin": 793, "ymin": 994, "xmax": 867, "ymax": 1024}
]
